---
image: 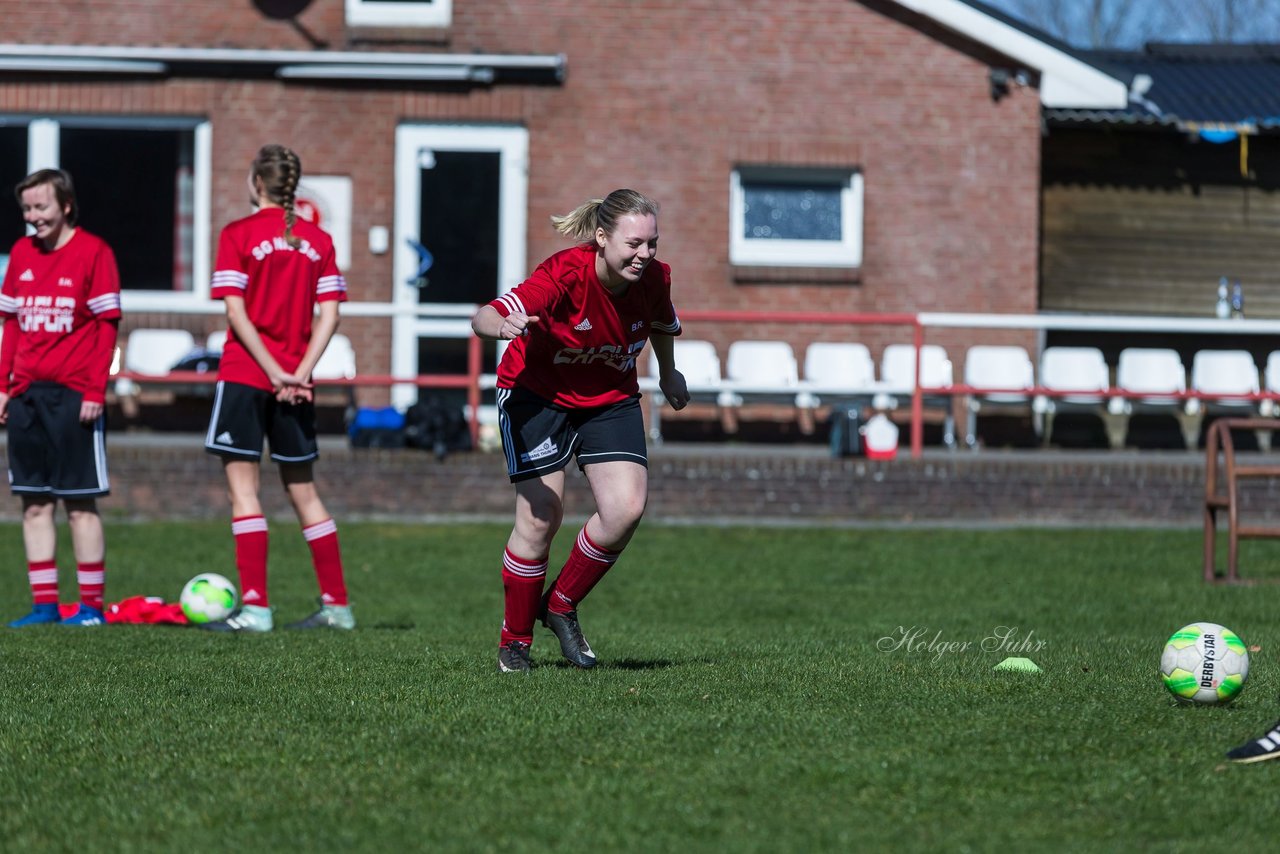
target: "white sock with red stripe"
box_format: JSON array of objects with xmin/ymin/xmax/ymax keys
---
[
  {"xmin": 27, "ymin": 560, "xmax": 59, "ymax": 606},
  {"xmin": 302, "ymin": 518, "xmax": 348, "ymax": 606}
]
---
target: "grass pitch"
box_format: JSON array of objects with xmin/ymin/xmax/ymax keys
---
[{"xmin": 3, "ymin": 522, "xmax": 1280, "ymax": 852}]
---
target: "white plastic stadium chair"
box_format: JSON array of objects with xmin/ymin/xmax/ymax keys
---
[
  {"xmin": 114, "ymin": 328, "xmax": 198, "ymax": 419},
  {"xmin": 206, "ymin": 329, "xmax": 227, "ymax": 354},
  {"xmin": 796, "ymin": 342, "xmax": 878, "ymax": 409},
  {"xmin": 312, "ymin": 332, "xmax": 358, "ymax": 411},
  {"xmin": 795, "ymin": 342, "xmax": 880, "ymax": 436},
  {"xmin": 1032, "ymin": 346, "xmax": 1111, "ymax": 447},
  {"xmin": 1190, "ymin": 350, "xmax": 1266, "ymax": 450},
  {"xmin": 123, "ymin": 329, "xmax": 197, "ymax": 378},
  {"xmin": 962, "ymin": 345, "xmax": 1035, "ymax": 449},
  {"xmin": 1109, "ymin": 348, "xmax": 1195, "ymax": 449},
  {"xmin": 647, "ymin": 339, "xmax": 723, "ymax": 442},
  {"xmin": 313, "ymin": 332, "xmax": 358, "ymax": 381},
  {"xmin": 717, "ymin": 340, "xmax": 799, "ymax": 433},
  {"xmin": 879, "ymin": 344, "xmax": 955, "ymax": 448}
]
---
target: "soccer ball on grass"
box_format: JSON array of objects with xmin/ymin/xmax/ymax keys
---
[
  {"xmin": 1160, "ymin": 621, "xmax": 1249, "ymax": 705},
  {"xmin": 180, "ymin": 573, "xmax": 237, "ymax": 624}
]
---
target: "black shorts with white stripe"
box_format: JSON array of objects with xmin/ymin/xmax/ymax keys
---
[
  {"xmin": 204, "ymin": 380, "xmax": 319, "ymax": 464},
  {"xmin": 7, "ymin": 382, "xmax": 110, "ymax": 498},
  {"xmin": 496, "ymin": 386, "xmax": 647, "ymax": 483}
]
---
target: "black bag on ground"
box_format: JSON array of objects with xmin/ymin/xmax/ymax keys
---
[
  {"xmin": 830, "ymin": 406, "xmax": 863, "ymax": 458},
  {"xmin": 403, "ymin": 397, "xmax": 472, "ymax": 459}
]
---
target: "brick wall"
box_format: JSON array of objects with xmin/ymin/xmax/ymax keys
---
[
  {"xmin": 0, "ymin": 0, "xmax": 1043, "ymax": 372},
  {"xmin": 62, "ymin": 438, "xmax": 1269, "ymax": 530}
]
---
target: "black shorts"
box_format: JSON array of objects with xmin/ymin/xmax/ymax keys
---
[
  {"xmin": 204, "ymin": 380, "xmax": 319, "ymax": 464},
  {"xmin": 496, "ymin": 386, "xmax": 647, "ymax": 483},
  {"xmin": 7, "ymin": 382, "xmax": 109, "ymax": 498}
]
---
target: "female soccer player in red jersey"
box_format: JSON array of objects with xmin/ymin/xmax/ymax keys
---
[
  {"xmin": 472, "ymin": 189, "xmax": 691, "ymax": 672},
  {"xmin": 201, "ymin": 144, "xmax": 353, "ymax": 632},
  {"xmin": 0, "ymin": 169, "xmax": 121, "ymax": 627}
]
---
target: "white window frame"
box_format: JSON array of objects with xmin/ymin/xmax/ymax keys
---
[
  {"xmin": 10, "ymin": 114, "xmax": 212, "ymax": 311},
  {"xmin": 729, "ymin": 166, "xmax": 863, "ymax": 268},
  {"xmin": 346, "ymin": 0, "xmax": 452, "ymax": 28}
]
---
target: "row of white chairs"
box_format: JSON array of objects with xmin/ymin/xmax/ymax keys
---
[
  {"xmin": 112, "ymin": 328, "xmax": 358, "ymax": 419},
  {"xmin": 647, "ymin": 340, "xmax": 1280, "ymax": 450},
  {"xmin": 646, "ymin": 339, "xmax": 959, "ymax": 445},
  {"xmin": 117, "ymin": 328, "xmax": 358, "ymax": 382}
]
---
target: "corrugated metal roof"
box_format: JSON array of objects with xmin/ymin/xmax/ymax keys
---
[{"xmin": 1047, "ymin": 44, "xmax": 1280, "ymax": 131}]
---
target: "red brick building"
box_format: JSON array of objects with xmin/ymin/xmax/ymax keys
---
[{"xmin": 0, "ymin": 0, "xmax": 1125, "ymax": 411}]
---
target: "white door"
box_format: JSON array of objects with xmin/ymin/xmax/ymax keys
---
[{"xmin": 393, "ymin": 124, "xmax": 528, "ymax": 409}]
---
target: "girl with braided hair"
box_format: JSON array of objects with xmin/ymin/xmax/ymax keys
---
[
  {"xmin": 202, "ymin": 144, "xmax": 354, "ymax": 632},
  {"xmin": 472, "ymin": 189, "xmax": 690, "ymax": 672}
]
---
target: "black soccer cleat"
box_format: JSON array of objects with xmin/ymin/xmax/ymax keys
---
[
  {"xmin": 1226, "ymin": 721, "xmax": 1280, "ymax": 764},
  {"xmin": 497, "ymin": 640, "xmax": 532, "ymax": 673},
  {"xmin": 540, "ymin": 604, "xmax": 597, "ymax": 669}
]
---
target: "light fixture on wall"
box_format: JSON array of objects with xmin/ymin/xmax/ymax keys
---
[{"xmin": 989, "ymin": 67, "xmax": 1031, "ymax": 102}]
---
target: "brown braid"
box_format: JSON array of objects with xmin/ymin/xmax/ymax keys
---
[{"xmin": 251, "ymin": 144, "xmax": 303, "ymax": 248}]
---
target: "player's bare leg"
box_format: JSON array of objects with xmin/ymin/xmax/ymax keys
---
[
  {"xmin": 509, "ymin": 469, "xmax": 565, "ymax": 558},
  {"xmin": 581, "ymin": 461, "xmax": 648, "ymax": 550},
  {"xmin": 21, "ymin": 496, "xmax": 57, "ymax": 562}
]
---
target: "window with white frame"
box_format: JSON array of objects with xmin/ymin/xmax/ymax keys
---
[
  {"xmin": 729, "ymin": 167, "xmax": 863, "ymax": 268},
  {"xmin": 1, "ymin": 116, "xmax": 211, "ymax": 306},
  {"xmin": 346, "ymin": 0, "xmax": 452, "ymax": 27}
]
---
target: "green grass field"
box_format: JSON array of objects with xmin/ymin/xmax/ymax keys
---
[{"xmin": 3, "ymin": 521, "xmax": 1280, "ymax": 852}]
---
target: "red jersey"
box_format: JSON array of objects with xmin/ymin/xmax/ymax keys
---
[
  {"xmin": 210, "ymin": 208, "xmax": 347, "ymax": 391},
  {"xmin": 490, "ymin": 244, "xmax": 681, "ymax": 408},
  {"xmin": 0, "ymin": 229, "xmax": 122, "ymax": 404}
]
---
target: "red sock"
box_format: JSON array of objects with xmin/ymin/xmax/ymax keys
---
[
  {"xmin": 303, "ymin": 518, "xmax": 348, "ymax": 606},
  {"xmin": 500, "ymin": 549, "xmax": 547, "ymax": 646},
  {"xmin": 548, "ymin": 527, "xmax": 620, "ymax": 614},
  {"xmin": 27, "ymin": 559, "xmax": 58, "ymax": 606},
  {"xmin": 77, "ymin": 561, "xmax": 105, "ymax": 610},
  {"xmin": 232, "ymin": 515, "xmax": 269, "ymax": 607}
]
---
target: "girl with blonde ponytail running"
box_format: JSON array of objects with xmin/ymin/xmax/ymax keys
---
[
  {"xmin": 472, "ymin": 189, "xmax": 690, "ymax": 672},
  {"xmin": 202, "ymin": 144, "xmax": 353, "ymax": 632}
]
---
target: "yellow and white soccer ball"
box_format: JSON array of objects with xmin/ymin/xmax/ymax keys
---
[{"xmin": 1160, "ymin": 622, "xmax": 1249, "ymax": 705}]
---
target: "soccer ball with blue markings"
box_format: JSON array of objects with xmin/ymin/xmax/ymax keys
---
[
  {"xmin": 1160, "ymin": 622, "xmax": 1249, "ymax": 705},
  {"xmin": 180, "ymin": 573, "xmax": 237, "ymax": 624}
]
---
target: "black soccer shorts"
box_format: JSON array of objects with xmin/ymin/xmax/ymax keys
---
[
  {"xmin": 7, "ymin": 382, "xmax": 110, "ymax": 498},
  {"xmin": 204, "ymin": 380, "xmax": 319, "ymax": 464},
  {"xmin": 496, "ymin": 386, "xmax": 647, "ymax": 483}
]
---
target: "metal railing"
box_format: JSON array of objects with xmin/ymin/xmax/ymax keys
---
[{"xmin": 111, "ymin": 305, "xmax": 1280, "ymax": 458}]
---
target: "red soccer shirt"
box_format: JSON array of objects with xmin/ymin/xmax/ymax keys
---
[
  {"xmin": 490, "ymin": 243, "xmax": 681, "ymax": 408},
  {"xmin": 210, "ymin": 208, "xmax": 347, "ymax": 391},
  {"xmin": 0, "ymin": 229, "xmax": 122, "ymax": 403}
]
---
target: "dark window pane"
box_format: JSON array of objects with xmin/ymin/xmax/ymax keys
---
[
  {"xmin": 742, "ymin": 182, "xmax": 842, "ymax": 241},
  {"xmin": 0, "ymin": 126, "xmax": 28, "ymax": 259},
  {"xmin": 416, "ymin": 151, "xmax": 500, "ymax": 305},
  {"xmin": 59, "ymin": 128, "xmax": 194, "ymax": 291}
]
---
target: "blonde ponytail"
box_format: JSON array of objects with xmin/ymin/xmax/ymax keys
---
[{"xmin": 550, "ymin": 189, "xmax": 659, "ymax": 242}]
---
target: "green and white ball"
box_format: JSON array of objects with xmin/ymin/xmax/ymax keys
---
[
  {"xmin": 1160, "ymin": 622, "xmax": 1249, "ymax": 705},
  {"xmin": 180, "ymin": 573, "xmax": 237, "ymax": 624}
]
